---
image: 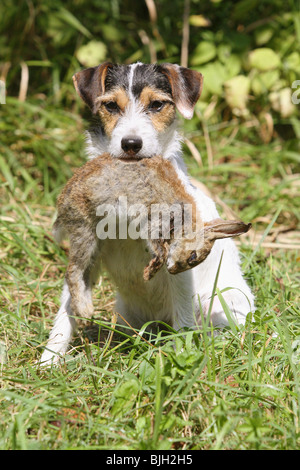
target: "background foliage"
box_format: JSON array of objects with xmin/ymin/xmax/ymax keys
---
[
  {"xmin": 0, "ymin": 0, "xmax": 299, "ymax": 451},
  {"xmin": 1, "ymin": 0, "xmax": 300, "ymax": 125}
]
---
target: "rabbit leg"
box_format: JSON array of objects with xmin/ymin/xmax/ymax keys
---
[
  {"xmin": 65, "ymin": 234, "xmax": 100, "ymax": 318},
  {"xmin": 143, "ymin": 239, "xmax": 169, "ymax": 281}
]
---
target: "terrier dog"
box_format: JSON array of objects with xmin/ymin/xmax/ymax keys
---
[{"xmin": 40, "ymin": 62, "xmax": 255, "ymax": 365}]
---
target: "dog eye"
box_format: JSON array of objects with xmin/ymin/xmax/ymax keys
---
[
  {"xmin": 148, "ymin": 100, "xmax": 165, "ymax": 112},
  {"xmin": 104, "ymin": 101, "xmax": 120, "ymax": 113}
]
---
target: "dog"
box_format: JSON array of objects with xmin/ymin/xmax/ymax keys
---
[
  {"xmin": 49, "ymin": 153, "xmax": 252, "ymax": 326},
  {"xmin": 40, "ymin": 62, "xmax": 255, "ymax": 365}
]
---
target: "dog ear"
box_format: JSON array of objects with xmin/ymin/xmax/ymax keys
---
[
  {"xmin": 160, "ymin": 64, "xmax": 203, "ymax": 119},
  {"xmin": 72, "ymin": 62, "xmax": 113, "ymax": 113}
]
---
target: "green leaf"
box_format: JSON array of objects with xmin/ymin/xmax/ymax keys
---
[
  {"xmin": 224, "ymin": 75, "xmax": 250, "ymax": 112},
  {"xmin": 189, "ymin": 15, "xmax": 211, "ymax": 27},
  {"xmin": 285, "ymin": 52, "xmax": 300, "ymax": 73},
  {"xmin": 191, "ymin": 41, "xmax": 217, "ymax": 66},
  {"xmin": 217, "ymin": 44, "xmax": 232, "ymax": 63},
  {"xmin": 293, "ymin": 12, "xmax": 300, "ymax": 43},
  {"xmin": 232, "ymin": 0, "xmax": 259, "ymax": 20},
  {"xmin": 251, "ymin": 70, "xmax": 280, "ymax": 96},
  {"xmin": 199, "ymin": 62, "xmax": 227, "ymax": 95},
  {"xmin": 76, "ymin": 40, "xmax": 107, "ymax": 67},
  {"xmin": 254, "ymin": 26, "xmax": 274, "ymax": 46},
  {"xmin": 224, "ymin": 54, "xmax": 242, "ymax": 79},
  {"xmin": 102, "ymin": 24, "xmax": 124, "ymax": 41},
  {"xmin": 111, "ymin": 379, "xmax": 139, "ymax": 417},
  {"xmin": 248, "ymin": 48, "xmax": 281, "ymax": 71}
]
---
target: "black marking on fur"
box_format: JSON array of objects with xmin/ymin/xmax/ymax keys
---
[
  {"xmin": 104, "ymin": 65, "xmax": 130, "ymax": 92},
  {"xmin": 131, "ymin": 64, "xmax": 172, "ymax": 98},
  {"xmin": 103, "ymin": 64, "xmax": 173, "ymax": 100}
]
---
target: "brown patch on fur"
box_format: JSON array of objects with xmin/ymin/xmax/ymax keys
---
[
  {"xmin": 139, "ymin": 86, "xmax": 173, "ymax": 108},
  {"xmin": 55, "ymin": 154, "xmax": 111, "ymax": 217},
  {"xmin": 97, "ymin": 87, "xmax": 130, "ymax": 136},
  {"xmin": 143, "ymin": 157, "xmax": 194, "ymax": 202},
  {"xmin": 97, "ymin": 87, "xmax": 130, "ymax": 111},
  {"xmin": 142, "ymin": 156, "xmax": 198, "ymax": 231},
  {"xmin": 98, "ymin": 109, "xmax": 119, "ymax": 137},
  {"xmin": 150, "ymin": 105, "xmax": 176, "ymax": 132},
  {"xmin": 139, "ymin": 86, "xmax": 176, "ymax": 132}
]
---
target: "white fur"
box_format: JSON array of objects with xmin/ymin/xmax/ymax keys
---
[
  {"xmin": 40, "ymin": 282, "xmax": 76, "ymax": 364},
  {"xmin": 128, "ymin": 62, "xmax": 141, "ymax": 100},
  {"xmin": 109, "ymin": 101, "xmax": 160, "ymax": 158},
  {"xmin": 40, "ymin": 64, "xmax": 255, "ymax": 365}
]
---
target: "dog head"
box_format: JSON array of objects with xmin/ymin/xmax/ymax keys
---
[{"xmin": 73, "ymin": 62, "xmax": 203, "ymax": 159}]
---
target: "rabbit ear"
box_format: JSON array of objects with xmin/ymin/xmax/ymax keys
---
[
  {"xmin": 72, "ymin": 62, "xmax": 113, "ymax": 113},
  {"xmin": 160, "ymin": 63, "xmax": 203, "ymax": 119},
  {"xmin": 204, "ymin": 219, "xmax": 251, "ymax": 240}
]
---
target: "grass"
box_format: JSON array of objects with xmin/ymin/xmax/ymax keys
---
[{"xmin": 0, "ymin": 96, "xmax": 299, "ymax": 450}]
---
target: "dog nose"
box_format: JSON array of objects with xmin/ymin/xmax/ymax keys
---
[{"xmin": 121, "ymin": 136, "xmax": 143, "ymax": 154}]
